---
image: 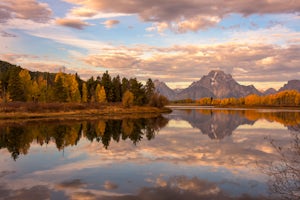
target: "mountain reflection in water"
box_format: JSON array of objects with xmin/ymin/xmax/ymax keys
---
[{"xmin": 167, "ymin": 109, "xmax": 300, "ymax": 139}]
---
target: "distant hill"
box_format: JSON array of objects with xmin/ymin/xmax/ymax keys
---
[
  {"xmin": 156, "ymin": 70, "xmax": 261, "ymax": 100},
  {"xmin": 263, "ymin": 88, "xmax": 277, "ymax": 95},
  {"xmin": 0, "ymin": 60, "xmax": 56, "ymax": 83}
]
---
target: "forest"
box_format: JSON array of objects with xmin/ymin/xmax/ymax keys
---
[{"xmin": 0, "ymin": 60, "xmax": 168, "ymax": 108}]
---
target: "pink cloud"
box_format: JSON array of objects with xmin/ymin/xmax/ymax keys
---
[
  {"xmin": 0, "ymin": 0, "xmax": 52, "ymax": 23},
  {"xmin": 63, "ymin": 0, "xmax": 300, "ymax": 32}
]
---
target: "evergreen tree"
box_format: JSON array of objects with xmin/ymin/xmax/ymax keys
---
[
  {"xmin": 53, "ymin": 75, "xmax": 68, "ymax": 102},
  {"xmin": 101, "ymin": 71, "xmax": 113, "ymax": 102},
  {"xmin": 145, "ymin": 78, "xmax": 155, "ymax": 103},
  {"xmin": 7, "ymin": 68, "xmax": 25, "ymax": 101},
  {"xmin": 129, "ymin": 78, "xmax": 146, "ymax": 105},
  {"xmin": 75, "ymin": 73, "xmax": 83, "ymax": 99},
  {"xmin": 121, "ymin": 77, "xmax": 129, "ymax": 95},
  {"xmin": 86, "ymin": 76, "xmax": 97, "ymax": 102},
  {"xmin": 112, "ymin": 75, "xmax": 122, "ymax": 102}
]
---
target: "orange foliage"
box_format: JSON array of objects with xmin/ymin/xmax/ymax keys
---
[{"xmin": 197, "ymin": 90, "xmax": 300, "ymax": 107}]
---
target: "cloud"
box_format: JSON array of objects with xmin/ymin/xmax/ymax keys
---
[
  {"xmin": 82, "ymin": 41, "xmax": 300, "ymax": 84},
  {"xmin": 63, "ymin": 0, "xmax": 300, "ymax": 32},
  {"xmin": 55, "ymin": 18, "xmax": 91, "ymax": 29},
  {"xmin": 56, "ymin": 179, "xmax": 87, "ymax": 189},
  {"xmin": 103, "ymin": 19, "xmax": 120, "ymax": 28},
  {"xmin": 70, "ymin": 7, "xmax": 98, "ymax": 17},
  {"xmin": 0, "ymin": 31, "xmax": 17, "ymax": 38},
  {"xmin": 0, "ymin": 0, "xmax": 52, "ymax": 23}
]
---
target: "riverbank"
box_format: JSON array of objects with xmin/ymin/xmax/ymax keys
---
[
  {"xmin": 168, "ymin": 103, "xmax": 300, "ymax": 110},
  {"xmin": 0, "ymin": 102, "xmax": 172, "ymax": 120}
]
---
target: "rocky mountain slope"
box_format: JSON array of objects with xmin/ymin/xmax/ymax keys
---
[
  {"xmin": 279, "ymin": 80, "xmax": 300, "ymax": 92},
  {"xmin": 155, "ymin": 70, "xmax": 261, "ymax": 100}
]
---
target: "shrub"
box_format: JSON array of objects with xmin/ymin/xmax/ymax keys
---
[{"xmin": 149, "ymin": 93, "xmax": 169, "ymax": 108}]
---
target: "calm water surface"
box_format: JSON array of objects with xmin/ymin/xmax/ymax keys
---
[{"xmin": 0, "ymin": 108, "xmax": 299, "ymax": 200}]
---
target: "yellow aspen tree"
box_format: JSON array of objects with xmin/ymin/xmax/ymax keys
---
[
  {"xmin": 95, "ymin": 84, "xmax": 107, "ymax": 103},
  {"xmin": 68, "ymin": 75, "xmax": 81, "ymax": 102},
  {"xmin": 19, "ymin": 69, "xmax": 33, "ymax": 101},
  {"xmin": 81, "ymin": 83, "xmax": 88, "ymax": 103},
  {"xmin": 122, "ymin": 90, "xmax": 134, "ymax": 108}
]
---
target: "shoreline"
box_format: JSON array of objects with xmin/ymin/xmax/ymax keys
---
[
  {"xmin": 167, "ymin": 104, "xmax": 300, "ymax": 111},
  {"xmin": 0, "ymin": 103, "xmax": 172, "ymax": 120}
]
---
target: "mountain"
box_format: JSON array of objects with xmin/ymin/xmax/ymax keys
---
[
  {"xmin": 263, "ymin": 88, "xmax": 277, "ymax": 95},
  {"xmin": 279, "ymin": 80, "xmax": 300, "ymax": 92},
  {"xmin": 154, "ymin": 80, "xmax": 176, "ymax": 100},
  {"xmin": 156, "ymin": 70, "xmax": 262, "ymax": 100}
]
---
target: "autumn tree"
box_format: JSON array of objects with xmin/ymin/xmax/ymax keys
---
[
  {"xmin": 149, "ymin": 93, "xmax": 169, "ymax": 108},
  {"xmin": 122, "ymin": 90, "xmax": 134, "ymax": 108},
  {"xmin": 81, "ymin": 83, "xmax": 88, "ymax": 103},
  {"xmin": 19, "ymin": 69, "xmax": 33, "ymax": 101},
  {"xmin": 95, "ymin": 84, "xmax": 107, "ymax": 103},
  {"xmin": 67, "ymin": 74, "xmax": 81, "ymax": 103}
]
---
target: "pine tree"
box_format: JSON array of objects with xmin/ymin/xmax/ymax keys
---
[
  {"xmin": 53, "ymin": 75, "xmax": 68, "ymax": 102},
  {"xmin": 101, "ymin": 71, "xmax": 113, "ymax": 102},
  {"xmin": 129, "ymin": 78, "xmax": 146, "ymax": 105},
  {"xmin": 86, "ymin": 76, "xmax": 97, "ymax": 102},
  {"xmin": 145, "ymin": 78, "xmax": 155, "ymax": 103},
  {"xmin": 112, "ymin": 75, "xmax": 122, "ymax": 102},
  {"xmin": 121, "ymin": 77, "xmax": 129, "ymax": 96},
  {"xmin": 7, "ymin": 68, "xmax": 25, "ymax": 101}
]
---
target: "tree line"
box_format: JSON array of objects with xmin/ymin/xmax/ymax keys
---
[
  {"xmin": 0, "ymin": 60, "xmax": 168, "ymax": 107},
  {"xmin": 194, "ymin": 90, "xmax": 300, "ymax": 107}
]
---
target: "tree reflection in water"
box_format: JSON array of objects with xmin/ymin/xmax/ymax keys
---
[{"xmin": 0, "ymin": 116, "xmax": 168, "ymax": 160}]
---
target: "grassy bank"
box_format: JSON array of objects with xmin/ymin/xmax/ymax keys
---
[{"xmin": 0, "ymin": 102, "xmax": 172, "ymax": 120}]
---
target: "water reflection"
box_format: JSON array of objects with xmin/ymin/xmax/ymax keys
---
[
  {"xmin": 1, "ymin": 109, "xmax": 300, "ymax": 200},
  {"xmin": 168, "ymin": 109, "xmax": 300, "ymax": 139},
  {"xmin": 0, "ymin": 116, "xmax": 168, "ymax": 160}
]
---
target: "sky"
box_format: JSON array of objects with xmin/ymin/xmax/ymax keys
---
[{"xmin": 0, "ymin": 0, "xmax": 300, "ymax": 90}]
